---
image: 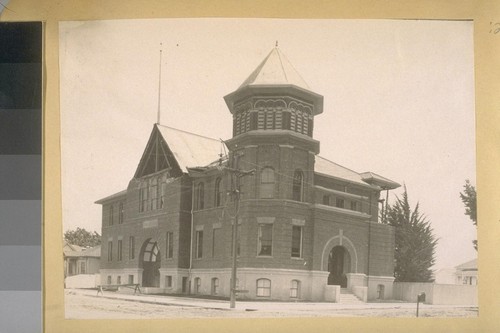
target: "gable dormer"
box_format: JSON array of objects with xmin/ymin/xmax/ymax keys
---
[{"xmin": 134, "ymin": 125, "xmax": 181, "ymax": 179}]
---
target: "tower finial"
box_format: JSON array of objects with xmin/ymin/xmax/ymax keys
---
[
  {"xmin": 157, "ymin": 43, "xmax": 163, "ymax": 125},
  {"xmin": 275, "ymin": 40, "xmax": 278, "ymax": 48}
]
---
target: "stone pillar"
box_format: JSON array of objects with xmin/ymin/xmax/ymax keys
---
[
  {"xmin": 309, "ymin": 270, "xmax": 329, "ymax": 301},
  {"xmin": 346, "ymin": 273, "xmax": 367, "ymax": 291},
  {"xmin": 324, "ymin": 285, "xmax": 341, "ymax": 302}
]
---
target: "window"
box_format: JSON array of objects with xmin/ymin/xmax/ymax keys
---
[
  {"xmin": 260, "ymin": 167, "xmax": 275, "ymax": 199},
  {"xmin": 128, "ymin": 275, "xmax": 134, "ymax": 284},
  {"xmin": 214, "ymin": 177, "xmax": 223, "ymax": 207},
  {"xmin": 350, "ymin": 201, "xmax": 360, "ymax": 212},
  {"xmin": 258, "ymin": 224, "xmax": 273, "ymax": 256},
  {"xmin": 291, "ymin": 226, "xmax": 303, "ymax": 258},
  {"xmin": 323, "ymin": 195, "xmax": 330, "ymax": 205},
  {"xmin": 151, "ymin": 178, "xmax": 158, "ymax": 210},
  {"xmin": 212, "ymin": 228, "xmax": 219, "ymax": 257},
  {"xmin": 166, "ymin": 232, "xmax": 173, "ymax": 259},
  {"xmin": 336, "ymin": 197, "xmax": 345, "ymax": 208},
  {"xmin": 211, "ymin": 278, "xmax": 219, "ymax": 295},
  {"xmin": 165, "ymin": 276, "xmax": 172, "ymax": 288},
  {"xmin": 117, "ymin": 239, "xmax": 122, "ymax": 261},
  {"xmin": 117, "ymin": 276, "xmax": 121, "ymax": 285},
  {"xmin": 290, "ymin": 280, "xmax": 300, "ymax": 298},
  {"xmin": 292, "ymin": 170, "xmax": 304, "ymax": 202},
  {"xmin": 139, "ymin": 183, "xmax": 148, "ymax": 212},
  {"xmin": 107, "ymin": 276, "xmax": 112, "ymax": 285},
  {"xmin": 195, "ymin": 182, "xmax": 205, "ymax": 210},
  {"xmin": 109, "ymin": 205, "xmax": 114, "ymax": 226},
  {"xmin": 107, "ymin": 241, "xmax": 113, "ymax": 261},
  {"xmin": 118, "ymin": 202, "xmax": 124, "ymax": 224},
  {"xmin": 250, "ymin": 112, "xmax": 258, "ymax": 130},
  {"xmin": 160, "ymin": 181, "xmax": 167, "ymax": 208},
  {"xmin": 80, "ymin": 262, "xmax": 86, "ymax": 274},
  {"xmin": 194, "ymin": 277, "xmax": 201, "ymax": 294},
  {"xmin": 129, "ymin": 236, "xmax": 135, "ymax": 259},
  {"xmin": 282, "ymin": 111, "xmax": 291, "ymax": 130},
  {"xmin": 195, "ymin": 230, "xmax": 203, "ymax": 259},
  {"xmin": 256, "ymin": 278, "xmax": 271, "ymax": 297},
  {"xmin": 307, "ymin": 118, "xmax": 313, "ymax": 137}
]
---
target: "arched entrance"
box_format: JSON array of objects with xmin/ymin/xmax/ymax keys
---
[
  {"xmin": 139, "ymin": 239, "xmax": 161, "ymax": 287},
  {"xmin": 327, "ymin": 246, "xmax": 351, "ymax": 287}
]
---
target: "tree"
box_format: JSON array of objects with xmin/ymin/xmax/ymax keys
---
[
  {"xmin": 64, "ymin": 227, "xmax": 101, "ymax": 247},
  {"xmin": 460, "ymin": 179, "xmax": 477, "ymax": 251},
  {"xmin": 384, "ymin": 187, "xmax": 438, "ymax": 282}
]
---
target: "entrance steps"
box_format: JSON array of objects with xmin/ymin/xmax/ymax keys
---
[{"xmin": 339, "ymin": 288, "xmax": 364, "ymax": 304}]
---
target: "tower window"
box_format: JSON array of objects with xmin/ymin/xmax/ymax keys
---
[
  {"xmin": 282, "ymin": 112, "xmax": 291, "ymax": 130},
  {"xmin": 291, "ymin": 226, "xmax": 303, "ymax": 258},
  {"xmin": 292, "ymin": 170, "xmax": 304, "ymax": 202},
  {"xmin": 250, "ymin": 112, "xmax": 258, "ymax": 130},
  {"xmin": 258, "ymin": 224, "xmax": 273, "ymax": 256},
  {"xmin": 260, "ymin": 167, "xmax": 275, "ymax": 199}
]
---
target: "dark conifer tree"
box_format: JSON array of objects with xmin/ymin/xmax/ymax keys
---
[
  {"xmin": 460, "ymin": 179, "xmax": 477, "ymax": 251},
  {"xmin": 385, "ymin": 187, "xmax": 438, "ymax": 282}
]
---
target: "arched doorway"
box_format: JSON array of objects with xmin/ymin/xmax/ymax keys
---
[
  {"xmin": 139, "ymin": 239, "xmax": 161, "ymax": 287},
  {"xmin": 327, "ymin": 246, "xmax": 350, "ymax": 287}
]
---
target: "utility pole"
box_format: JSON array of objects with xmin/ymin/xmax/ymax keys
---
[{"xmin": 226, "ymin": 152, "xmax": 254, "ymax": 309}]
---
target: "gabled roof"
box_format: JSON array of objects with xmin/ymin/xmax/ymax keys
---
[
  {"xmin": 315, "ymin": 156, "xmax": 374, "ymax": 187},
  {"xmin": 155, "ymin": 125, "xmax": 224, "ymax": 173},
  {"xmin": 63, "ymin": 243, "xmax": 101, "ymax": 258},
  {"xmin": 455, "ymin": 258, "xmax": 477, "ymax": 271},
  {"xmin": 239, "ymin": 47, "xmax": 310, "ymax": 90},
  {"xmin": 315, "ymin": 157, "xmax": 400, "ymax": 190},
  {"xmin": 95, "ymin": 189, "xmax": 127, "ymax": 204}
]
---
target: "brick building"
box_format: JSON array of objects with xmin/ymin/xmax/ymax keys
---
[{"xmin": 96, "ymin": 47, "xmax": 400, "ymax": 301}]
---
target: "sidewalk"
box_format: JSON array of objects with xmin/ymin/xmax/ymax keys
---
[{"xmin": 67, "ymin": 288, "xmax": 475, "ymax": 313}]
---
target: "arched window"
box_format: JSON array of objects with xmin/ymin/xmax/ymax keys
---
[
  {"xmin": 256, "ymin": 278, "xmax": 271, "ymax": 297},
  {"xmin": 260, "ymin": 167, "xmax": 275, "ymax": 199},
  {"xmin": 211, "ymin": 278, "xmax": 219, "ymax": 295},
  {"xmin": 195, "ymin": 182, "xmax": 205, "ymax": 210},
  {"xmin": 214, "ymin": 178, "xmax": 223, "ymax": 207},
  {"xmin": 292, "ymin": 170, "xmax": 304, "ymax": 202},
  {"xmin": 290, "ymin": 280, "xmax": 300, "ymax": 298}
]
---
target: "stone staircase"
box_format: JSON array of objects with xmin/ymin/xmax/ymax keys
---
[{"xmin": 339, "ymin": 288, "xmax": 365, "ymax": 304}]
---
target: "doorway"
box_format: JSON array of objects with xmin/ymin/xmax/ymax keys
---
[
  {"xmin": 327, "ymin": 246, "xmax": 350, "ymax": 288},
  {"xmin": 139, "ymin": 239, "xmax": 161, "ymax": 287}
]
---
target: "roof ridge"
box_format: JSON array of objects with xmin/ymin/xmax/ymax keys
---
[
  {"xmin": 316, "ymin": 155, "xmax": 361, "ymax": 175},
  {"xmin": 156, "ymin": 124, "xmax": 221, "ymax": 143}
]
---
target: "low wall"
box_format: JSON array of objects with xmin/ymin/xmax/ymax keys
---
[
  {"xmin": 65, "ymin": 274, "xmax": 100, "ymax": 289},
  {"xmin": 393, "ymin": 282, "xmax": 477, "ymax": 305}
]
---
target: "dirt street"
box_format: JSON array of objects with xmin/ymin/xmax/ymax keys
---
[{"xmin": 65, "ymin": 290, "xmax": 478, "ymax": 319}]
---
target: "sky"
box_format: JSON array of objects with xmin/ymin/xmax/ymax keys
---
[{"xmin": 59, "ymin": 18, "xmax": 476, "ymax": 270}]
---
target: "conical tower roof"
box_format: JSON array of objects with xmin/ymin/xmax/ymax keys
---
[
  {"xmin": 224, "ymin": 47, "xmax": 323, "ymax": 115},
  {"xmin": 238, "ymin": 47, "xmax": 310, "ymax": 90}
]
